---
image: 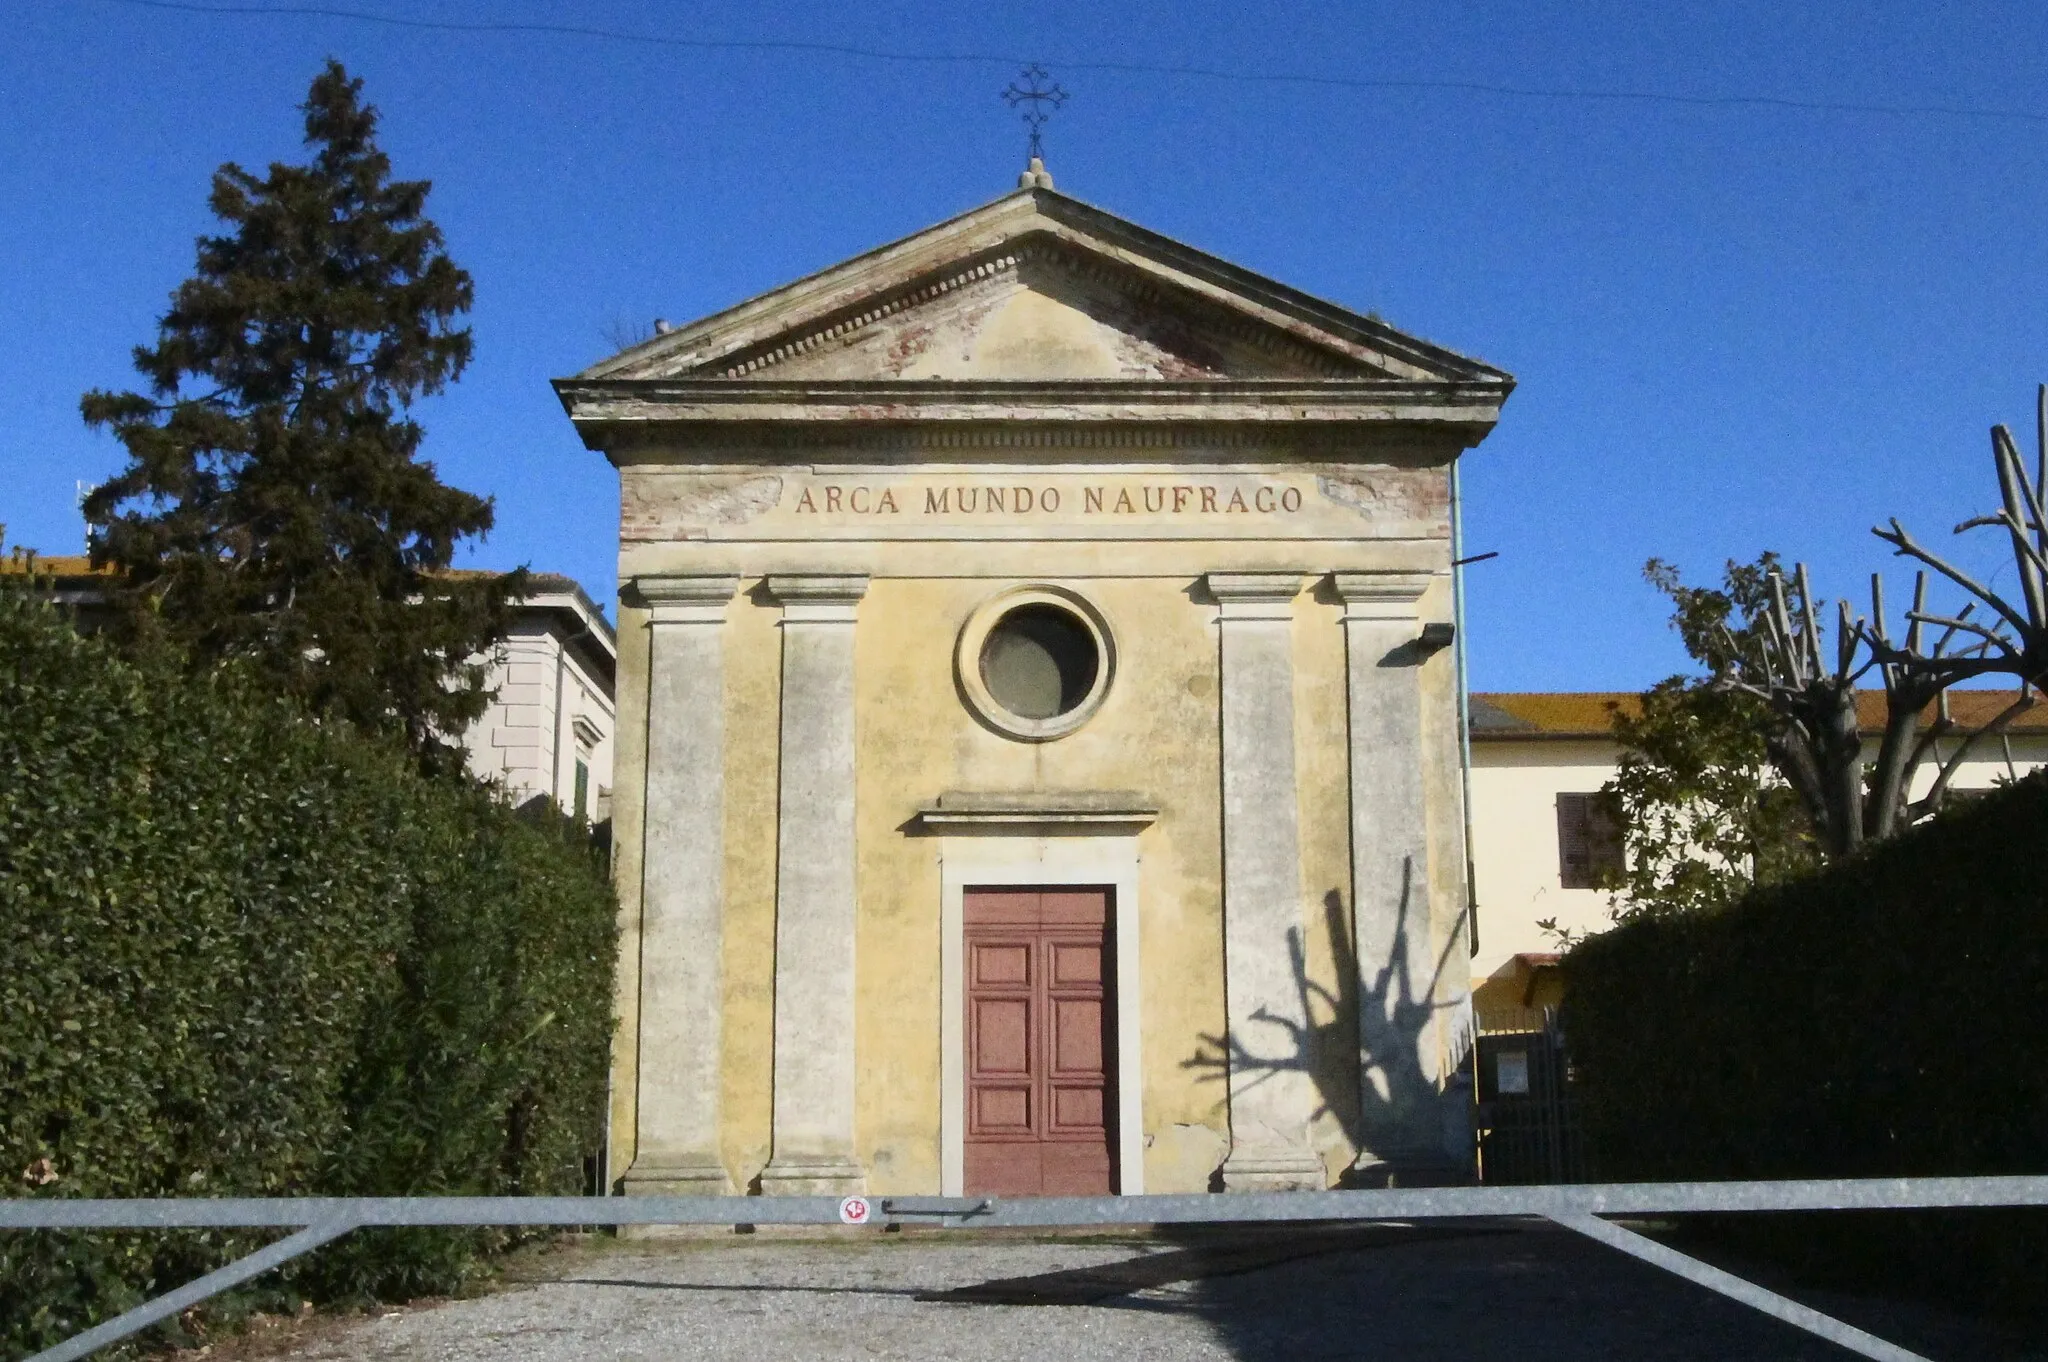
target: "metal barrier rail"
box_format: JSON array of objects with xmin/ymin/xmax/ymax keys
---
[{"xmin": 8, "ymin": 1177, "xmax": 2047, "ymax": 1362}]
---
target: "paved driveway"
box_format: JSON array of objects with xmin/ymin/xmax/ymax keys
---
[{"xmin": 242, "ymin": 1221, "xmax": 2038, "ymax": 1362}]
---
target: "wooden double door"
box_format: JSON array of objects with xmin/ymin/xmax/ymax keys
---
[{"xmin": 963, "ymin": 886, "xmax": 1117, "ymax": 1196}]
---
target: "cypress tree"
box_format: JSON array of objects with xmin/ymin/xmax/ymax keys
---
[{"xmin": 81, "ymin": 59, "xmax": 522, "ymax": 773}]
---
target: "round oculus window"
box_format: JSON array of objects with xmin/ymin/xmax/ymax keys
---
[
  {"xmin": 981, "ymin": 604, "xmax": 1097, "ymax": 719},
  {"xmin": 956, "ymin": 586, "xmax": 1114, "ymax": 741}
]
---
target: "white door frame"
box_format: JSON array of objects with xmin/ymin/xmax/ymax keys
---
[{"xmin": 925, "ymin": 801, "xmax": 1152, "ymax": 1197}]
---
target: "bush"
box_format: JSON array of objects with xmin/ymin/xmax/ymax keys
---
[
  {"xmin": 0, "ymin": 585, "xmax": 617, "ymax": 1354},
  {"xmin": 1564, "ymin": 771, "xmax": 2048, "ymax": 1316}
]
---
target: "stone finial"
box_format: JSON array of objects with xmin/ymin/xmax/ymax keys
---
[{"xmin": 1017, "ymin": 156, "xmax": 1055, "ymax": 190}]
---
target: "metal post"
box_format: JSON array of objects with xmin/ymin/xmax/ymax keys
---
[
  {"xmin": 25, "ymin": 1209, "xmax": 360, "ymax": 1362},
  {"xmin": 1547, "ymin": 1211, "xmax": 1933, "ymax": 1362}
]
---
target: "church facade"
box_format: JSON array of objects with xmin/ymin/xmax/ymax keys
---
[{"xmin": 556, "ymin": 179, "xmax": 1512, "ymax": 1198}]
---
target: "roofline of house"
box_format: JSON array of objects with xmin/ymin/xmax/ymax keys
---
[
  {"xmin": 2, "ymin": 553, "xmax": 617, "ymax": 681},
  {"xmin": 515, "ymin": 586, "xmax": 617, "ymax": 692},
  {"xmin": 1469, "ymin": 689, "xmax": 2048, "ymax": 740}
]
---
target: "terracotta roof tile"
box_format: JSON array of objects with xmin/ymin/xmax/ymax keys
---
[
  {"xmin": 0, "ymin": 553, "xmax": 110, "ymax": 578},
  {"xmin": 1470, "ymin": 692, "xmax": 1639, "ymax": 737},
  {"xmin": 1471, "ymin": 689, "xmax": 2048, "ymax": 737}
]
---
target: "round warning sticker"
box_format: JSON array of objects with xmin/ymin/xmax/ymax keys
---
[{"xmin": 838, "ymin": 1196, "xmax": 872, "ymax": 1226}]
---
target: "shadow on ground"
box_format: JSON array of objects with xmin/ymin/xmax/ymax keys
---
[
  {"xmin": 916, "ymin": 1223, "xmax": 1503, "ymax": 1306},
  {"xmin": 921, "ymin": 1221, "xmax": 2047, "ymax": 1362}
]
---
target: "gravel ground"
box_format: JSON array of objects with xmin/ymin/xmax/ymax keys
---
[{"xmin": 204, "ymin": 1222, "xmax": 2041, "ymax": 1362}]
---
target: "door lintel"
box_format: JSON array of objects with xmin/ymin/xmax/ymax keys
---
[{"xmin": 915, "ymin": 790, "xmax": 1158, "ymax": 839}]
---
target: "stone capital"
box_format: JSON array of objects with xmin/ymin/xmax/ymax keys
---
[
  {"xmin": 1330, "ymin": 571, "xmax": 1434, "ymax": 623},
  {"xmin": 764, "ymin": 573, "xmax": 870, "ymax": 624},
  {"xmin": 637, "ymin": 573, "xmax": 741, "ymax": 625},
  {"xmin": 1205, "ymin": 571, "xmax": 1305, "ymax": 623}
]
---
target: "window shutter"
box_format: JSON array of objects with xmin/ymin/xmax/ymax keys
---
[
  {"xmin": 1557, "ymin": 794, "xmax": 1593, "ymax": 888},
  {"xmin": 1558, "ymin": 792, "xmax": 1623, "ymax": 888},
  {"xmin": 1588, "ymin": 792, "xmax": 1624, "ymax": 882}
]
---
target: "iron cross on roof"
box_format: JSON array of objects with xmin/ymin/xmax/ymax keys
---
[{"xmin": 1002, "ymin": 63, "xmax": 1068, "ymax": 168}]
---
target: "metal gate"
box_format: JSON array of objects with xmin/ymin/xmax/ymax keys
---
[
  {"xmin": 10, "ymin": 1179, "xmax": 2047, "ymax": 1362},
  {"xmin": 1476, "ymin": 1005, "xmax": 1585, "ymax": 1184}
]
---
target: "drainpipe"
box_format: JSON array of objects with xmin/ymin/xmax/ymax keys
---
[
  {"xmin": 1450, "ymin": 462, "xmax": 1478, "ymax": 960},
  {"xmin": 1448, "ymin": 459, "xmax": 1483, "ymax": 1175},
  {"xmin": 550, "ymin": 635, "xmax": 568, "ymax": 810}
]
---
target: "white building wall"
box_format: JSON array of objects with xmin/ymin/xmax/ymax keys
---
[
  {"xmin": 461, "ymin": 610, "xmax": 617, "ymax": 821},
  {"xmin": 1468, "ymin": 728, "xmax": 2047, "ymax": 988},
  {"xmin": 1469, "ymin": 740, "xmax": 1618, "ymax": 980}
]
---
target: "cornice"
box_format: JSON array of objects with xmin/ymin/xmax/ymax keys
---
[
  {"xmin": 595, "ymin": 423, "xmax": 1475, "ymax": 469},
  {"xmin": 556, "ymin": 378, "xmax": 1510, "ymax": 446},
  {"xmin": 717, "ymin": 251, "xmax": 1026, "ymax": 378},
  {"xmin": 562, "ymin": 376, "xmax": 1508, "ymax": 402},
  {"xmin": 1028, "ymin": 236, "xmax": 1363, "ymax": 379},
  {"xmin": 584, "ymin": 195, "xmax": 1052, "ymax": 380},
  {"xmin": 911, "ymin": 789, "xmax": 1159, "ymax": 837}
]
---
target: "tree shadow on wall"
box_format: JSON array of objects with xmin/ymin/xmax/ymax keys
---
[{"xmin": 1181, "ymin": 857, "xmax": 1471, "ymax": 1185}]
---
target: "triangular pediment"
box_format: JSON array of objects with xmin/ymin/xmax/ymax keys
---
[{"xmin": 580, "ymin": 188, "xmax": 1507, "ymax": 388}]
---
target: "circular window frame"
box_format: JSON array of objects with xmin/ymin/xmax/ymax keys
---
[{"xmin": 956, "ymin": 584, "xmax": 1116, "ymax": 742}]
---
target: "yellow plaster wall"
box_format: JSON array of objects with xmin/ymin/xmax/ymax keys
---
[
  {"xmin": 717, "ymin": 585, "xmax": 784, "ymax": 1186},
  {"xmin": 844, "ymin": 575, "xmax": 954, "ymax": 1194},
  {"xmin": 1288, "ymin": 587, "xmax": 1363, "ymax": 1181},
  {"xmin": 607, "ymin": 461, "xmax": 1471, "ymax": 1196},
  {"xmin": 846, "ymin": 574, "xmax": 1233, "ymax": 1194}
]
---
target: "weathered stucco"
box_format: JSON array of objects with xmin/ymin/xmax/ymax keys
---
[{"xmin": 569, "ymin": 183, "xmax": 1511, "ymax": 1198}]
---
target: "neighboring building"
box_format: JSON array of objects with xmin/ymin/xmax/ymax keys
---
[
  {"xmin": 0, "ymin": 548, "xmax": 615, "ymax": 817},
  {"xmin": 558, "ymin": 174, "xmax": 1512, "ymax": 1199},
  {"xmin": 457, "ymin": 573, "xmax": 617, "ymax": 823},
  {"xmin": 1466, "ymin": 689, "xmax": 2048, "ymax": 1024}
]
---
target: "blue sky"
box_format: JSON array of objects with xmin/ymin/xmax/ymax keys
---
[{"xmin": 6, "ymin": 0, "xmax": 2048, "ymax": 691}]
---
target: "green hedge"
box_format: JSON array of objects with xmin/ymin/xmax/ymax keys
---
[
  {"xmin": 1564, "ymin": 770, "xmax": 2048, "ymax": 1315},
  {"xmin": 0, "ymin": 585, "xmax": 618, "ymax": 1355}
]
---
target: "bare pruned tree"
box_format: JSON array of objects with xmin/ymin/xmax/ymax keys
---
[
  {"xmin": 1873, "ymin": 383, "xmax": 2048, "ymax": 696},
  {"xmin": 1715, "ymin": 565, "xmax": 2023, "ymax": 858},
  {"xmin": 1712, "ymin": 564, "xmax": 1866, "ymax": 856},
  {"xmin": 599, "ymin": 315, "xmax": 659, "ymax": 355},
  {"xmin": 1861, "ymin": 572, "xmax": 2031, "ymax": 833},
  {"xmin": 1711, "ymin": 386, "xmax": 2048, "ymax": 858}
]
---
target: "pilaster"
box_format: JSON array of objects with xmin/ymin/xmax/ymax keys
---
[
  {"xmin": 1206, "ymin": 571, "xmax": 1327, "ymax": 1192},
  {"xmin": 758, "ymin": 574, "xmax": 870, "ymax": 1195},
  {"xmin": 625, "ymin": 573, "xmax": 741, "ymax": 1196},
  {"xmin": 1332, "ymin": 570, "xmax": 1456, "ymax": 1184}
]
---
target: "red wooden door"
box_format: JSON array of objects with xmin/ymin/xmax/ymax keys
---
[{"xmin": 964, "ymin": 887, "xmax": 1116, "ymax": 1196}]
